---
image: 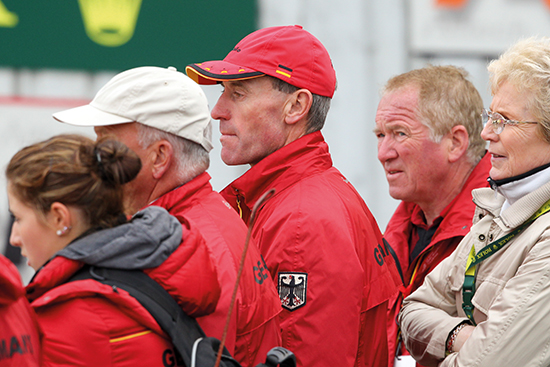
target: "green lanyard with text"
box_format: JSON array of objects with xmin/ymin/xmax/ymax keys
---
[{"xmin": 462, "ymin": 199, "xmax": 550, "ymax": 324}]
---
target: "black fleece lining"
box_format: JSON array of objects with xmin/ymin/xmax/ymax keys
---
[{"xmin": 488, "ymin": 161, "xmax": 550, "ymax": 188}]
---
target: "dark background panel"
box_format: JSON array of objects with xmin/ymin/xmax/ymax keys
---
[{"xmin": 0, "ymin": 0, "xmax": 257, "ymax": 71}]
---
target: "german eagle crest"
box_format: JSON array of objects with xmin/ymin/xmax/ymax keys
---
[{"xmin": 278, "ymin": 272, "xmax": 307, "ymax": 311}]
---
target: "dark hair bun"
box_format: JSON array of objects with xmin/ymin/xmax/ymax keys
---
[{"xmin": 92, "ymin": 138, "xmax": 142, "ymax": 186}]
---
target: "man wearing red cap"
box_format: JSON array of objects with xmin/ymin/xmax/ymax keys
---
[{"xmin": 187, "ymin": 25, "xmax": 401, "ymax": 367}]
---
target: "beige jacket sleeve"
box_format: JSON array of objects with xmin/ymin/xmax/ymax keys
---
[{"xmin": 400, "ymin": 224, "xmax": 550, "ymax": 367}]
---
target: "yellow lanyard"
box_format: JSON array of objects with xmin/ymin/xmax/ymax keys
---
[{"xmin": 462, "ymin": 198, "xmax": 550, "ymax": 324}]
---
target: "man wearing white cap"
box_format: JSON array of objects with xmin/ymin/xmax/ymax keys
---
[
  {"xmin": 53, "ymin": 66, "xmax": 281, "ymax": 367},
  {"xmin": 186, "ymin": 25, "xmax": 401, "ymax": 367}
]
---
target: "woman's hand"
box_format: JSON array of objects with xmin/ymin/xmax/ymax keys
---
[{"xmin": 452, "ymin": 325, "xmax": 475, "ymax": 352}]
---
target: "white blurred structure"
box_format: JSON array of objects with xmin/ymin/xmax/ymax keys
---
[{"xmin": 3, "ymin": 0, "xmax": 550, "ymax": 282}]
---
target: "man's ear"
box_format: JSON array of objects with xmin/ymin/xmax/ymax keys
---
[
  {"xmin": 446, "ymin": 125, "xmax": 470, "ymax": 163},
  {"xmin": 151, "ymin": 140, "xmax": 174, "ymax": 180},
  {"xmin": 284, "ymin": 89, "xmax": 313, "ymax": 126}
]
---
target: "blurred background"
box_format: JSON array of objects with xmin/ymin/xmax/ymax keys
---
[{"xmin": 2, "ymin": 0, "xmax": 549, "ymax": 283}]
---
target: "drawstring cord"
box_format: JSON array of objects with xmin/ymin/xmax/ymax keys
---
[{"xmin": 214, "ymin": 188, "xmax": 276, "ymax": 367}]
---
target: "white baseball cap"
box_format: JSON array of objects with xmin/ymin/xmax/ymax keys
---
[{"xmin": 53, "ymin": 66, "xmax": 213, "ymax": 151}]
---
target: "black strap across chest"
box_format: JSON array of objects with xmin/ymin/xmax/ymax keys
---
[{"xmin": 69, "ymin": 265, "xmax": 240, "ymax": 367}]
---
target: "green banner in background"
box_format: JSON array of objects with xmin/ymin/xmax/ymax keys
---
[{"xmin": 0, "ymin": 0, "xmax": 257, "ymax": 71}]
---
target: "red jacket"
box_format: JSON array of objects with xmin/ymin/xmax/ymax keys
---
[
  {"xmin": 384, "ymin": 153, "xmax": 491, "ymax": 366},
  {"xmin": 26, "ymin": 208, "xmax": 220, "ymax": 366},
  {"xmin": 0, "ymin": 255, "xmax": 40, "ymax": 367},
  {"xmin": 221, "ymin": 132, "xmax": 401, "ymax": 367},
  {"xmin": 151, "ymin": 172, "xmax": 282, "ymax": 367}
]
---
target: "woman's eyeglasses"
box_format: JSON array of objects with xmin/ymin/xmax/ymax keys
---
[{"xmin": 481, "ymin": 108, "xmax": 538, "ymax": 134}]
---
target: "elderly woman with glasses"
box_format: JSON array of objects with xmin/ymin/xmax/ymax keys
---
[{"xmin": 398, "ymin": 37, "xmax": 550, "ymax": 367}]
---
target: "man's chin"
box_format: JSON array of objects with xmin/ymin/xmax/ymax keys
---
[
  {"xmin": 388, "ymin": 187, "xmax": 410, "ymax": 202},
  {"xmin": 221, "ymin": 151, "xmax": 247, "ymax": 166}
]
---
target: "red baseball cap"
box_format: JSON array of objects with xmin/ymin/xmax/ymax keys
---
[{"xmin": 185, "ymin": 25, "xmax": 336, "ymax": 98}]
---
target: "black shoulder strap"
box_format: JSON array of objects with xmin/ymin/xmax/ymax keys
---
[
  {"xmin": 69, "ymin": 266, "xmax": 296, "ymax": 367},
  {"xmin": 69, "ymin": 265, "xmax": 238, "ymax": 367}
]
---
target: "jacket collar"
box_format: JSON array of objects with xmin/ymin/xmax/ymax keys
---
[
  {"xmin": 26, "ymin": 256, "xmax": 81, "ymax": 302},
  {"xmin": 473, "ymin": 178, "xmax": 550, "ymax": 230},
  {"xmin": 487, "ymin": 161, "xmax": 550, "ymax": 189},
  {"xmin": 491, "ymin": 163, "xmax": 550, "ymax": 212},
  {"xmin": 151, "ymin": 172, "xmax": 213, "ymax": 213},
  {"xmin": 221, "ymin": 131, "xmax": 332, "ymax": 219}
]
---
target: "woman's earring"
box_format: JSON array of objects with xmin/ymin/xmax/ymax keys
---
[{"xmin": 56, "ymin": 226, "xmax": 71, "ymax": 236}]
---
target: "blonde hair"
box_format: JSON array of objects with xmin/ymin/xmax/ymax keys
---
[
  {"xmin": 382, "ymin": 65, "xmax": 485, "ymax": 165},
  {"xmin": 6, "ymin": 134, "xmax": 141, "ymax": 229},
  {"xmin": 488, "ymin": 36, "xmax": 550, "ymax": 143}
]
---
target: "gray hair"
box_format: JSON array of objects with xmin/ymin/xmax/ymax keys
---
[
  {"xmin": 488, "ymin": 36, "xmax": 550, "ymax": 143},
  {"xmin": 270, "ymin": 76, "xmax": 332, "ymax": 134},
  {"xmin": 136, "ymin": 123, "xmax": 210, "ymax": 183}
]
